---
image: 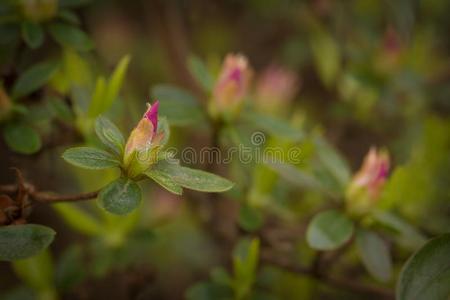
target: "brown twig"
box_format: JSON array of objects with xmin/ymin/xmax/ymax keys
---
[{"xmin": 0, "ymin": 183, "xmax": 99, "ymax": 204}]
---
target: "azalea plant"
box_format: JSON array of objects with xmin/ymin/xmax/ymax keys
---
[{"xmin": 0, "ymin": 1, "xmax": 449, "ymax": 300}]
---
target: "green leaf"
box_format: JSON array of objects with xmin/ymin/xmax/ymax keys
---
[
  {"xmin": 356, "ymin": 229, "xmax": 392, "ymax": 282},
  {"xmin": 187, "ymin": 55, "xmax": 214, "ymax": 92},
  {"xmin": 145, "ymin": 168, "xmax": 183, "ymax": 195},
  {"xmin": 238, "ymin": 205, "xmax": 263, "ymax": 232},
  {"xmin": 397, "ymin": 234, "xmax": 450, "ymax": 300},
  {"xmin": 156, "ymin": 116, "xmax": 170, "ymax": 147},
  {"xmin": 3, "ymin": 123, "xmax": 41, "ymax": 154},
  {"xmin": 58, "ymin": 10, "xmax": 80, "ymax": 24},
  {"xmin": 310, "ymin": 25, "xmax": 341, "ymax": 87},
  {"xmin": 21, "ymin": 21, "xmax": 44, "ymax": 49},
  {"xmin": 53, "ymin": 203, "xmax": 103, "ymax": 236},
  {"xmin": 55, "ymin": 245, "xmax": 85, "ymax": 291},
  {"xmin": 0, "ymin": 224, "xmax": 56, "ymax": 261},
  {"xmin": 88, "ymin": 55, "xmax": 130, "ymax": 117},
  {"xmin": 243, "ymin": 112, "xmax": 304, "ymax": 142},
  {"xmin": 12, "ymin": 60, "xmax": 59, "ymax": 98},
  {"xmin": 12, "ymin": 250, "xmax": 54, "ymax": 292},
  {"xmin": 97, "ymin": 178, "xmax": 142, "ymax": 215},
  {"xmin": 95, "ymin": 116, "xmax": 125, "ymax": 156},
  {"xmin": 151, "ymin": 84, "xmax": 206, "ymax": 126},
  {"xmin": 151, "ymin": 160, "xmax": 234, "ymax": 192},
  {"xmin": 47, "ymin": 96, "xmax": 74, "ymax": 122},
  {"xmin": 49, "ymin": 22, "xmax": 93, "ymax": 51},
  {"xmin": 62, "ymin": 147, "xmax": 120, "ymax": 170},
  {"xmin": 306, "ymin": 210, "xmax": 354, "ymax": 250},
  {"xmin": 314, "ymin": 136, "xmax": 351, "ymax": 189},
  {"xmin": 232, "ymin": 238, "xmax": 260, "ymax": 299}
]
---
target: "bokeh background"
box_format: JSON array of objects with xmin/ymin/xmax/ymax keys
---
[{"xmin": 0, "ymin": 0, "xmax": 449, "ymax": 299}]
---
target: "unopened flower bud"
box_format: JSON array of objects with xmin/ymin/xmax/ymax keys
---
[
  {"xmin": 346, "ymin": 147, "xmax": 390, "ymax": 216},
  {"xmin": 255, "ymin": 65, "xmax": 299, "ymax": 114},
  {"xmin": 210, "ymin": 53, "xmax": 251, "ymax": 119},
  {"xmin": 124, "ymin": 101, "xmax": 164, "ymax": 178}
]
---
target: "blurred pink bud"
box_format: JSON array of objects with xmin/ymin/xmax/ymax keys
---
[
  {"xmin": 124, "ymin": 101, "xmax": 164, "ymax": 177},
  {"xmin": 212, "ymin": 54, "xmax": 251, "ymax": 115},
  {"xmin": 255, "ymin": 65, "xmax": 299, "ymax": 113},
  {"xmin": 350, "ymin": 147, "xmax": 390, "ymax": 199}
]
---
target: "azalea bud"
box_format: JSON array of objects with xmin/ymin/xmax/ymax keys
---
[
  {"xmin": 19, "ymin": 0, "xmax": 57, "ymax": 22},
  {"xmin": 255, "ymin": 65, "xmax": 299, "ymax": 114},
  {"xmin": 346, "ymin": 147, "xmax": 390, "ymax": 216},
  {"xmin": 124, "ymin": 101, "xmax": 164, "ymax": 178},
  {"xmin": 210, "ymin": 54, "xmax": 251, "ymax": 119}
]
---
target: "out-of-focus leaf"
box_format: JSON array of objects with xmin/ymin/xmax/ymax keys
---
[
  {"xmin": 309, "ymin": 25, "xmax": 340, "ymax": 87},
  {"xmin": 95, "ymin": 116, "xmax": 125, "ymax": 157},
  {"xmin": 232, "ymin": 238, "xmax": 260, "ymax": 299},
  {"xmin": 356, "ymin": 229, "xmax": 392, "ymax": 282},
  {"xmin": 47, "ymin": 96, "xmax": 74, "ymax": 122},
  {"xmin": 243, "ymin": 112, "xmax": 304, "ymax": 142},
  {"xmin": 1, "ymin": 286, "xmax": 35, "ymax": 300},
  {"xmin": 238, "ymin": 204, "xmax": 263, "ymax": 232},
  {"xmin": 306, "ymin": 210, "xmax": 354, "ymax": 250},
  {"xmin": 97, "ymin": 178, "xmax": 142, "ymax": 215},
  {"xmin": 58, "ymin": 10, "xmax": 80, "ymax": 24},
  {"xmin": 150, "ymin": 160, "xmax": 234, "ymax": 192},
  {"xmin": 21, "ymin": 21, "xmax": 44, "ymax": 49},
  {"xmin": 59, "ymin": 0, "xmax": 90, "ymax": 8},
  {"xmin": 265, "ymin": 160, "xmax": 332, "ymax": 196},
  {"xmin": 62, "ymin": 147, "xmax": 120, "ymax": 169},
  {"xmin": 151, "ymin": 84, "xmax": 206, "ymax": 126},
  {"xmin": 12, "ymin": 60, "xmax": 59, "ymax": 98},
  {"xmin": 397, "ymin": 234, "xmax": 450, "ymax": 300},
  {"xmin": 188, "ymin": 55, "xmax": 214, "ymax": 92},
  {"xmin": 186, "ymin": 282, "xmax": 232, "ymax": 300},
  {"xmin": 49, "ymin": 22, "xmax": 93, "ymax": 51},
  {"xmin": 53, "ymin": 203, "xmax": 103, "ymax": 236},
  {"xmin": 314, "ymin": 136, "xmax": 351, "ymax": 189},
  {"xmin": 3, "ymin": 123, "xmax": 41, "ymax": 154},
  {"xmin": 12, "ymin": 250, "xmax": 54, "ymax": 292},
  {"xmin": 373, "ymin": 211, "xmax": 426, "ymax": 250},
  {"xmin": 88, "ymin": 55, "xmax": 130, "ymax": 117},
  {"xmin": 0, "ymin": 224, "xmax": 55, "ymax": 261},
  {"xmin": 55, "ymin": 245, "xmax": 85, "ymax": 291}
]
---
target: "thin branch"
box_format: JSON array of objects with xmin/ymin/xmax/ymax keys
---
[{"xmin": 0, "ymin": 183, "xmax": 99, "ymax": 204}]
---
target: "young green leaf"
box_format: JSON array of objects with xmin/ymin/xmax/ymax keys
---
[
  {"xmin": 88, "ymin": 55, "xmax": 130, "ymax": 117},
  {"xmin": 3, "ymin": 123, "xmax": 41, "ymax": 154},
  {"xmin": 62, "ymin": 147, "xmax": 120, "ymax": 170},
  {"xmin": 356, "ymin": 229, "xmax": 392, "ymax": 282},
  {"xmin": 397, "ymin": 234, "xmax": 450, "ymax": 300},
  {"xmin": 97, "ymin": 178, "xmax": 142, "ymax": 215},
  {"xmin": 145, "ymin": 168, "xmax": 183, "ymax": 195},
  {"xmin": 151, "ymin": 160, "xmax": 234, "ymax": 192},
  {"xmin": 49, "ymin": 22, "xmax": 93, "ymax": 51},
  {"xmin": 21, "ymin": 21, "xmax": 44, "ymax": 49},
  {"xmin": 232, "ymin": 238, "xmax": 260, "ymax": 299},
  {"xmin": 95, "ymin": 116, "xmax": 125, "ymax": 156},
  {"xmin": 306, "ymin": 210, "xmax": 354, "ymax": 250},
  {"xmin": 156, "ymin": 116, "xmax": 170, "ymax": 147},
  {"xmin": 12, "ymin": 60, "xmax": 59, "ymax": 98},
  {"xmin": 0, "ymin": 224, "xmax": 56, "ymax": 261},
  {"xmin": 187, "ymin": 55, "xmax": 214, "ymax": 92},
  {"xmin": 151, "ymin": 84, "xmax": 205, "ymax": 126}
]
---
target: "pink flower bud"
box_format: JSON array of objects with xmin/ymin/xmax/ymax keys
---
[
  {"xmin": 211, "ymin": 54, "xmax": 251, "ymax": 117},
  {"xmin": 124, "ymin": 101, "xmax": 164, "ymax": 178},
  {"xmin": 346, "ymin": 147, "xmax": 390, "ymax": 215},
  {"xmin": 255, "ymin": 65, "xmax": 299, "ymax": 113}
]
